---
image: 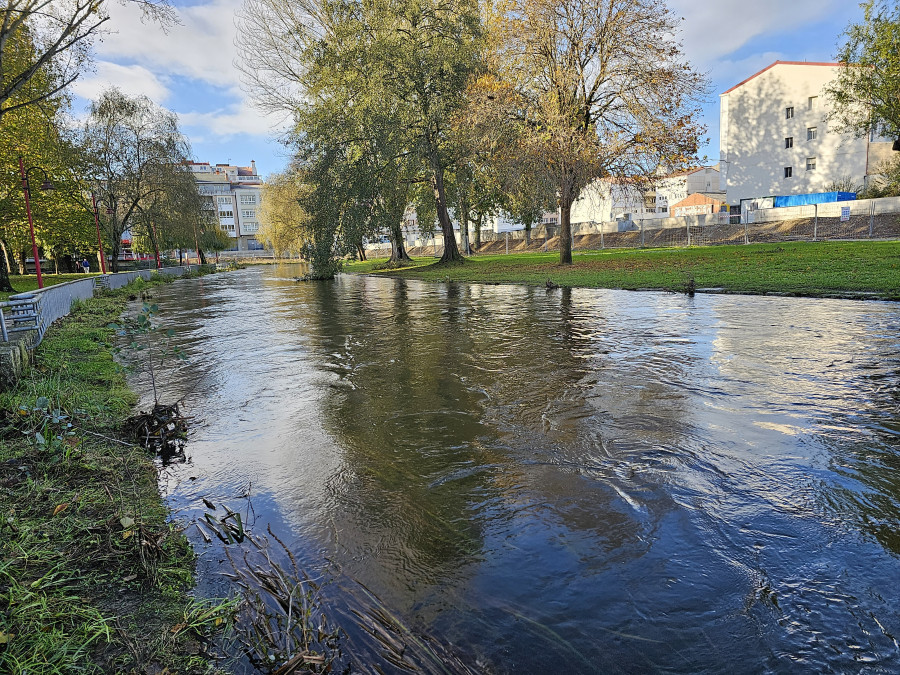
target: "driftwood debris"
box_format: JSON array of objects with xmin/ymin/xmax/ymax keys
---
[{"xmin": 124, "ymin": 402, "xmax": 188, "ymax": 452}]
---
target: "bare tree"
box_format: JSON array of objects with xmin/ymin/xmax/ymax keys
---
[
  {"xmin": 487, "ymin": 0, "xmax": 708, "ymax": 263},
  {"xmin": 0, "ymin": 0, "xmax": 176, "ymax": 119}
]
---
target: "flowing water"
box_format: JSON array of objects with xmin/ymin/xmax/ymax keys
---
[{"xmin": 136, "ymin": 263, "xmax": 900, "ymax": 673}]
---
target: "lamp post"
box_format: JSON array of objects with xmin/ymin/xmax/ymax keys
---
[
  {"xmin": 18, "ymin": 157, "xmax": 54, "ymax": 289},
  {"xmin": 90, "ymin": 191, "xmax": 108, "ymax": 273}
]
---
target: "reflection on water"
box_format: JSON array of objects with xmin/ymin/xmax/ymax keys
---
[{"xmin": 139, "ymin": 264, "xmax": 900, "ymax": 673}]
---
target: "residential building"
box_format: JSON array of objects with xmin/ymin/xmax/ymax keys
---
[
  {"xmin": 188, "ymin": 160, "xmax": 265, "ymax": 251},
  {"xmin": 719, "ymin": 61, "xmax": 894, "ymax": 204},
  {"xmin": 670, "ymin": 193, "xmax": 724, "ymax": 217}
]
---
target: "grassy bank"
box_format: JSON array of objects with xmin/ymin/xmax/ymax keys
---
[
  {"xmin": 346, "ymin": 241, "xmax": 900, "ymax": 299},
  {"xmin": 0, "ymin": 273, "xmax": 230, "ymax": 673}
]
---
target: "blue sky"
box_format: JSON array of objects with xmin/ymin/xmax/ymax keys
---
[{"xmin": 71, "ymin": 0, "xmax": 867, "ymax": 178}]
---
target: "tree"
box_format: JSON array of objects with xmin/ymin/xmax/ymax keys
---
[
  {"xmin": 0, "ymin": 0, "xmax": 175, "ymax": 120},
  {"xmin": 257, "ymin": 169, "xmax": 311, "ymax": 258},
  {"xmin": 827, "ymin": 1, "xmax": 900, "ymax": 143},
  {"xmin": 486, "ymin": 0, "xmax": 707, "ymax": 264},
  {"xmin": 237, "ymin": 0, "xmax": 483, "ymax": 264},
  {"xmin": 80, "ymin": 88, "xmax": 192, "ymax": 272}
]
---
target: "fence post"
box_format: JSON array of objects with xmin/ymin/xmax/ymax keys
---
[
  {"xmin": 813, "ymin": 203, "xmax": 818, "ymax": 241},
  {"xmin": 686, "ymin": 222, "xmax": 691, "ymax": 247},
  {"xmin": 505, "ymin": 232, "xmax": 509, "ymax": 254},
  {"xmin": 601, "ymin": 228, "xmax": 604, "ymax": 249},
  {"xmin": 744, "ymin": 219, "xmax": 749, "ymax": 245},
  {"xmin": 640, "ymin": 220, "xmax": 644, "ymax": 247},
  {"xmin": 869, "ymin": 200, "xmax": 875, "ymax": 238}
]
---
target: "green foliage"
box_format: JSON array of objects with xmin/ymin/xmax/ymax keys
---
[
  {"xmin": 827, "ymin": 0, "xmax": 900, "ymax": 140},
  {"xmin": 0, "ymin": 280, "xmax": 225, "ymax": 673},
  {"xmin": 858, "ymin": 158, "xmax": 900, "ymax": 198}
]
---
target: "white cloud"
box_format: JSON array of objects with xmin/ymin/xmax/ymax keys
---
[
  {"xmin": 177, "ymin": 94, "xmax": 287, "ymax": 140},
  {"xmin": 671, "ymin": 0, "xmax": 843, "ymax": 69},
  {"xmin": 96, "ymin": 0, "xmax": 244, "ymax": 88},
  {"xmin": 72, "ymin": 61, "xmax": 172, "ymax": 103}
]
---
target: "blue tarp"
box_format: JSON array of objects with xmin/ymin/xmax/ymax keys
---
[{"xmin": 773, "ymin": 192, "xmax": 857, "ymax": 208}]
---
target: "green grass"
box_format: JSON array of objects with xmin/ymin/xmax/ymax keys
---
[
  {"xmin": 0, "ymin": 272, "xmax": 231, "ymax": 674},
  {"xmin": 346, "ymin": 241, "xmax": 900, "ymax": 299}
]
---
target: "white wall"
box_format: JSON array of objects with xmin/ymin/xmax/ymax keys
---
[{"xmin": 720, "ymin": 62, "xmax": 869, "ymax": 204}]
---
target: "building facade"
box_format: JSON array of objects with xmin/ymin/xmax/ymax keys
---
[
  {"xmin": 188, "ymin": 161, "xmax": 264, "ymax": 251},
  {"xmin": 719, "ymin": 61, "xmax": 894, "ymax": 204}
]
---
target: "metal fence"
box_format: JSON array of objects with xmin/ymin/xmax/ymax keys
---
[{"xmin": 0, "ymin": 266, "xmax": 198, "ymax": 347}]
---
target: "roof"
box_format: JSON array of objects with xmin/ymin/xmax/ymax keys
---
[
  {"xmin": 664, "ymin": 166, "xmax": 718, "ymax": 179},
  {"xmin": 670, "ymin": 193, "xmax": 723, "ymax": 209},
  {"xmin": 722, "ymin": 61, "xmax": 842, "ymax": 96}
]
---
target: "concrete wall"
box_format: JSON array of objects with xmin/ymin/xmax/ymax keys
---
[{"xmin": 0, "ymin": 266, "xmax": 199, "ymax": 390}]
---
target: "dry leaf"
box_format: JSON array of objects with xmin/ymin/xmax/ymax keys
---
[{"xmin": 52, "ymin": 503, "xmax": 69, "ymax": 517}]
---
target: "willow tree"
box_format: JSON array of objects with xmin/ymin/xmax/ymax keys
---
[
  {"xmin": 80, "ymin": 89, "xmax": 192, "ymax": 271},
  {"xmin": 487, "ymin": 0, "xmax": 707, "ymax": 263},
  {"xmin": 237, "ymin": 0, "xmax": 483, "ymax": 264}
]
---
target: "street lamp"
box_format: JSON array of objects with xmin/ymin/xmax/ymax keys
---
[{"xmin": 17, "ymin": 157, "xmax": 54, "ymax": 289}]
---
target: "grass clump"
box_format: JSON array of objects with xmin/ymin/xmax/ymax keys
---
[
  {"xmin": 0, "ymin": 273, "xmax": 231, "ymax": 674},
  {"xmin": 346, "ymin": 241, "xmax": 900, "ymax": 299}
]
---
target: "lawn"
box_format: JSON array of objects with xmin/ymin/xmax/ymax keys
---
[{"xmin": 346, "ymin": 241, "xmax": 900, "ymax": 299}]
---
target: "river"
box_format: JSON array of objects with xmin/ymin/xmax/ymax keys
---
[{"xmin": 133, "ymin": 263, "xmax": 900, "ymax": 673}]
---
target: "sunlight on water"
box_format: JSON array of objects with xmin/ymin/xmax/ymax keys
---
[{"xmin": 136, "ymin": 264, "xmax": 900, "ymax": 673}]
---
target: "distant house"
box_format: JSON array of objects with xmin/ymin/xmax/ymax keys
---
[{"xmin": 670, "ymin": 193, "xmax": 723, "ymax": 217}]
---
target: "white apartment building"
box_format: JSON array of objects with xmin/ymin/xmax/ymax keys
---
[
  {"xmin": 719, "ymin": 61, "xmax": 895, "ymax": 204},
  {"xmin": 570, "ymin": 167, "xmax": 721, "ymax": 225},
  {"xmin": 189, "ymin": 161, "xmax": 264, "ymax": 251}
]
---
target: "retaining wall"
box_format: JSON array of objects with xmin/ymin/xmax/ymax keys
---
[{"xmin": 0, "ymin": 266, "xmax": 199, "ymax": 390}]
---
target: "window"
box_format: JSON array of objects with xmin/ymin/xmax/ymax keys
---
[
  {"xmin": 784, "ymin": 166, "xmax": 793, "ymax": 178},
  {"xmin": 239, "ymin": 194, "xmax": 256, "ymax": 204},
  {"xmin": 218, "ymin": 210, "xmax": 234, "ymax": 218},
  {"xmin": 243, "ymin": 221, "xmax": 259, "ymax": 233},
  {"xmin": 808, "ymin": 96, "xmax": 818, "ymax": 110},
  {"xmin": 241, "ymin": 209, "xmax": 255, "ymax": 218},
  {"xmin": 806, "ymin": 157, "xmax": 816, "ymax": 171},
  {"xmin": 786, "ymin": 106, "xmax": 794, "ymax": 119},
  {"xmin": 216, "ymin": 196, "xmax": 231, "ymax": 205},
  {"xmin": 785, "ymin": 137, "xmax": 793, "ymax": 149},
  {"xmin": 807, "ymin": 127, "xmax": 817, "ymax": 141}
]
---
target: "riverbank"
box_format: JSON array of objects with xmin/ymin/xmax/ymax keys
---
[
  {"xmin": 0, "ymin": 273, "xmax": 231, "ymax": 673},
  {"xmin": 346, "ymin": 241, "xmax": 900, "ymax": 300}
]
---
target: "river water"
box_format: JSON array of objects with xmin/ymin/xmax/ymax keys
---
[{"xmin": 136, "ymin": 263, "xmax": 900, "ymax": 673}]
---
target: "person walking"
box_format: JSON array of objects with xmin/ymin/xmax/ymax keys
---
[{"xmin": 81, "ymin": 258, "xmax": 90, "ymax": 273}]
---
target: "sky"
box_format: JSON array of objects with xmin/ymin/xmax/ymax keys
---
[{"xmin": 70, "ymin": 0, "xmax": 868, "ymax": 179}]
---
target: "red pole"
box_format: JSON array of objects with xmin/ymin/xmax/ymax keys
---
[
  {"xmin": 91, "ymin": 191, "xmax": 107, "ymax": 274},
  {"xmin": 18, "ymin": 156, "xmax": 43, "ymax": 289}
]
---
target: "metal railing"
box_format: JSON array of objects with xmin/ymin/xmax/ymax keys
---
[{"xmin": 0, "ymin": 266, "xmax": 198, "ymax": 347}]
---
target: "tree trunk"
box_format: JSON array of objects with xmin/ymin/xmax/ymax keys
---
[
  {"xmin": 559, "ymin": 190, "xmax": 574, "ymax": 264},
  {"xmin": 389, "ymin": 220, "xmax": 411, "ymax": 263},
  {"xmin": 199, "ymin": 249, "xmax": 207, "ymax": 264},
  {"xmin": 473, "ymin": 212, "xmax": 482, "ymax": 250},
  {"xmin": 525, "ymin": 222, "xmax": 532, "ymax": 245},
  {"xmin": 110, "ymin": 238, "xmax": 121, "ymax": 273},
  {"xmin": 17, "ymin": 251, "xmax": 26, "ymax": 275},
  {"xmin": 0, "ymin": 242, "xmax": 15, "ymax": 292},
  {"xmin": 429, "ymin": 153, "xmax": 462, "ymax": 263},
  {"xmin": 357, "ymin": 242, "xmax": 367, "ymax": 261},
  {"xmin": 459, "ymin": 201, "xmax": 471, "ymax": 255}
]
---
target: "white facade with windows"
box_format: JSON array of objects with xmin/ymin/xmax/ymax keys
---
[
  {"xmin": 719, "ymin": 61, "xmax": 894, "ymax": 204},
  {"xmin": 188, "ymin": 160, "xmax": 265, "ymax": 251}
]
